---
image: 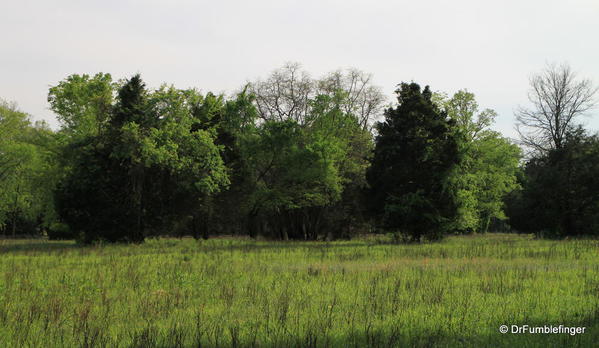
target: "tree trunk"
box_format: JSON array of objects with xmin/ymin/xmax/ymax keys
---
[
  {"xmin": 280, "ymin": 215, "xmax": 289, "ymax": 240},
  {"xmin": 482, "ymin": 215, "xmax": 491, "ymax": 234},
  {"xmin": 192, "ymin": 215, "xmax": 199, "ymax": 240},
  {"xmin": 12, "ymin": 182, "xmax": 20, "ymax": 237},
  {"xmin": 248, "ymin": 213, "xmax": 257, "ymax": 238},
  {"xmin": 12, "ymin": 211, "xmax": 17, "ymax": 237},
  {"xmin": 131, "ymin": 164, "xmax": 145, "ymax": 242},
  {"xmin": 302, "ymin": 218, "xmax": 307, "ymax": 240},
  {"xmin": 202, "ymin": 219, "xmax": 209, "ymax": 240}
]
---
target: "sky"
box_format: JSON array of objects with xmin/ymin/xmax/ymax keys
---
[{"xmin": 1, "ymin": 0, "xmax": 598, "ymax": 139}]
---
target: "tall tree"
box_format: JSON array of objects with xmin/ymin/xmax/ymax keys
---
[
  {"xmin": 242, "ymin": 65, "xmax": 382, "ymax": 239},
  {"xmin": 437, "ymin": 90, "xmax": 521, "ymax": 233},
  {"xmin": 196, "ymin": 90, "xmax": 260, "ymax": 238},
  {"xmin": 317, "ymin": 69, "xmax": 386, "ymax": 131},
  {"xmin": 0, "ymin": 101, "xmax": 60, "ymax": 236},
  {"xmin": 228, "ymin": 89, "xmax": 372, "ymax": 240},
  {"xmin": 367, "ymin": 83, "xmax": 461, "ymax": 241},
  {"xmin": 241, "ymin": 118, "xmax": 346, "ymax": 240},
  {"xmin": 248, "ymin": 63, "xmax": 385, "ymax": 130},
  {"xmin": 507, "ymin": 128, "xmax": 599, "ymax": 237},
  {"xmin": 55, "ymin": 75, "xmax": 229, "ymax": 243},
  {"xmin": 48, "ymin": 73, "xmax": 114, "ymax": 139},
  {"xmin": 516, "ymin": 63, "xmax": 597, "ymax": 155}
]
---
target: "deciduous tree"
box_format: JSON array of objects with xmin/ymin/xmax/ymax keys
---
[
  {"xmin": 437, "ymin": 90, "xmax": 521, "ymax": 233},
  {"xmin": 516, "ymin": 63, "xmax": 597, "ymax": 155},
  {"xmin": 55, "ymin": 75, "xmax": 229, "ymax": 243}
]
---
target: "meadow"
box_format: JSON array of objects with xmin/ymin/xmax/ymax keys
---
[{"xmin": 0, "ymin": 234, "xmax": 598, "ymax": 347}]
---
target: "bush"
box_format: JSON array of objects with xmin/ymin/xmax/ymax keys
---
[{"xmin": 47, "ymin": 222, "xmax": 76, "ymax": 240}]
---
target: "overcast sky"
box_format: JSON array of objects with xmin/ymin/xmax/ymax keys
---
[{"xmin": 1, "ymin": 0, "xmax": 598, "ymax": 138}]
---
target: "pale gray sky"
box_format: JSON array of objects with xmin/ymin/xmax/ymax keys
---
[{"xmin": 1, "ymin": 0, "xmax": 598, "ymax": 138}]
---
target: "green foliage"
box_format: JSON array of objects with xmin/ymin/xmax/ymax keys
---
[
  {"xmin": 0, "ymin": 101, "xmax": 60, "ymax": 235},
  {"xmin": 368, "ymin": 83, "xmax": 461, "ymax": 241},
  {"xmin": 237, "ymin": 89, "xmax": 373, "ymax": 240},
  {"xmin": 507, "ymin": 128, "xmax": 599, "ymax": 237},
  {"xmin": 46, "ymin": 68, "xmax": 377, "ymax": 241},
  {"xmin": 241, "ymin": 119, "xmax": 344, "ymax": 239},
  {"xmin": 309, "ymin": 93, "xmax": 374, "ymax": 238},
  {"xmin": 48, "ymin": 73, "xmax": 114, "ymax": 139},
  {"xmin": 5, "ymin": 66, "xmax": 597, "ymax": 246},
  {"xmin": 55, "ymin": 75, "xmax": 229, "ymax": 243},
  {"xmin": 437, "ymin": 90, "xmax": 521, "ymax": 233},
  {"xmin": 190, "ymin": 90, "xmax": 260, "ymax": 238}
]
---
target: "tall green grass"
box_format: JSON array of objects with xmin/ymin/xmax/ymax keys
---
[{"xmin": 0, "ymin": 234, "xmax": 598, "ymax": 347}]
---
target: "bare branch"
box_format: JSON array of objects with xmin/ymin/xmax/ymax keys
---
[
  {"xmin": 516, "ymin": 62, "xmax": 597, "ymax": 155},
  {"xmin": 248, "ymin": 64, "xmax": 386, "ymax": 131}
]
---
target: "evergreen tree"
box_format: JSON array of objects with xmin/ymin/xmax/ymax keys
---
[
  {"xmin": 56, "ymin": 75, "xmax": 228, "ymax": 243},
  {"xmin": 507, "ymin": 128, "xmax": 599, "ymax": 237},
  {"xmin": 367, "ymin": 83, "xmax": 460, "ymax": 241}
]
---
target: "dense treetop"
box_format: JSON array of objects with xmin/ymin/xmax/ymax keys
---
[{"xmin": 1, "ymin": 62, "xmax": 595, "ymax": 241}]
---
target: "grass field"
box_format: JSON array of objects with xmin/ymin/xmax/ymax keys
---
[{"xmin": 0, "ymin": 234, "xmax": 598, "ymax": 347}]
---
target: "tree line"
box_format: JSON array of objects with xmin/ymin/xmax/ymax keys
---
[{"xmin": 0, "ymin": 63, "xmax": 596, "ymax": 242}]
